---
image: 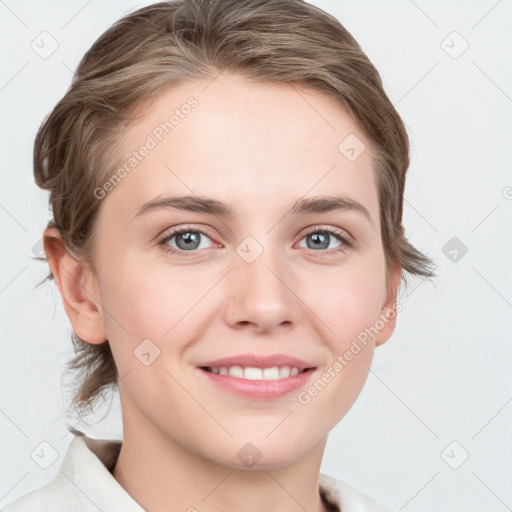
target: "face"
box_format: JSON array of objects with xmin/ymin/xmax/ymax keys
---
[{"xmin": 78, "ymin": 73, "xmax": 400, "ymax": 469}]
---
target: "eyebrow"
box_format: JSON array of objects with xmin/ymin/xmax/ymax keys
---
[{"xmin": 134, "ymin": 194, "xmax": 373, "ymax": 225}]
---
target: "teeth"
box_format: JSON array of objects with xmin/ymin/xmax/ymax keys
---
[
  {"xmin": 279, "ymin": 366, "xmax": 291, "ymax": 378},
  {"xmin": 208, "ymin": 365, "xmax": 303, "ymax": 380},
  {"xmin": 244, "ymin": 367, "xmax": 263, "ymax": 380},
  {"xmin": 228, "ymin": 366, "xmax": 244, "ymax": 378},
  {"xmin": 262, "ymin": 367, "xmax": 280, "ymax": 380}
]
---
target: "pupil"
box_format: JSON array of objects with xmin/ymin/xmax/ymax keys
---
[
  {"xmin": 177, "ymin": 231, "xmax": 200, "ymax": 250},
  {"xmin": 309, "ymin": 233, "xmax": 329, "ymax": 250}
]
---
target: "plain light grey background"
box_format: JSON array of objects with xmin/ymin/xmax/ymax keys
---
[{"xmin": 1, "ymin": 1, "xmax": 511, "ymax": 510}]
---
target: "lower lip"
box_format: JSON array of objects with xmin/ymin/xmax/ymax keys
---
[{"xmin": 198, "ymin": 368, "xmax": 315, "ymax": 400}]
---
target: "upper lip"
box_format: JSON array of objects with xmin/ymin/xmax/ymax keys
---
[{"xmin": 198, "ymin": 353, "xmax": 316, "ymax": 371}]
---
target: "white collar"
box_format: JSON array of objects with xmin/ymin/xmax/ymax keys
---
[{"xmin": 5, "ymin": 432, "xmax": 390, "ymax": 511}]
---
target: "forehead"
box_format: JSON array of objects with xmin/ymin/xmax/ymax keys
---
[{"xmin": 99, "ymin": 73, "xmax": 380, "ymax": 227}]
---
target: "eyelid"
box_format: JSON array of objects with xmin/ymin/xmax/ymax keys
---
[
  {"xmin": 157, "ymin": 224, "xmax": 219, "ymax": 248},
  {"xmin": 157, "ymin": 223, "xmax": 354, "ymax": 256},
  {"xmin": 299, "ymin": 224, "xmax": 354, "ymax": 247}
]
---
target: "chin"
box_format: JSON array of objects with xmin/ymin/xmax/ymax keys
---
[{"xmin": 209, "ymin": 431, "xmax": 320, "ymax": 471}]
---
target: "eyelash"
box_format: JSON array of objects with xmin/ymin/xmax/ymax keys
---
[{"xmin": 157, "ymin": 224, "xmax": 353, "ymax": 258}]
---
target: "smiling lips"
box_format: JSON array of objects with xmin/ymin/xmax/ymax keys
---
[
  {"xmin": 198, "ymin": 354, "xmax": 316, "ymax": 399},
  {"xmin": 206, "ymin": 365, "xmax": 301, "ymax": 380}
]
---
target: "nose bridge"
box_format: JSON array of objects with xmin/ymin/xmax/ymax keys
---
[
  {"xmin": 224, "ymin": 231, "xmax": 299, "ymax": 331},
  {"xmin": 237, "ymin": 231, "xmax": 291, "ymax": 297}
]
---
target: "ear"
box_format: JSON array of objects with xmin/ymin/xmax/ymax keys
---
[
  {"xmin": 43, "ymin": 227, "xmax": 107, "ymax": 344},
  {"xmin": 374, "ymin": 263, "xmax": 402, "ymax": 347}
]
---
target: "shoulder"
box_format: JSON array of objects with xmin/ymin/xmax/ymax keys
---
[
  {"xmin": 2, "ymin": 436, "xmax": 92, "ymax": 512},
  {"xmin": 1, "ymin": 478, "xmax": 83, "ymax": 512},
  {"xmin": 319, "ymin": 473, "xmax": 392, "ymax": 512},
  {"xmin": 2, "ymin": 433, "xmax": 141, "ymax": 512}
]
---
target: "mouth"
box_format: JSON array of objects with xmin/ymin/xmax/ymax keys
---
[
  {"xmin": 197, "ymin": 354, "xmax": 316, "ymax": 399},
  {"xmin": 200, "ymin": 365, "xmax": 313, "ymax": 381}
]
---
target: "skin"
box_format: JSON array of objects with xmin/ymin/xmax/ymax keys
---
[{"xmin": 44, "ymin": 73, "xmax": 402, "ymax": 512}]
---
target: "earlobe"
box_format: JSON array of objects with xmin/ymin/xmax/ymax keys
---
[
  {"xmin": 43, "ymin": 227, "xmax": 107, "ymax": 345},
  {"xmin": 374, "ymin": 263, "xmax": 402, "ymax": 347}
]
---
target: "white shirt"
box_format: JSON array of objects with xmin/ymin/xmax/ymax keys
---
[{"xmin": 3, "ymin": 432, "xmax": 391, "ymax": 511}]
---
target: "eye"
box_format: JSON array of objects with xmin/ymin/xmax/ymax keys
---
[
  {"xmin": 297, "ymin": 226, "xmax": 353, "ymax": 254},
  {"xmin": 157, "ymin": 224, "xmax": 353, "ymax": 258},
  {"xmin": 158, "ymin": 226, "xmax": 217, "ymax": 256}
]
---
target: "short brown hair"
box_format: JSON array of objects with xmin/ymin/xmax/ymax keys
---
[{"xmin": 33, "ymin": 0, "xmax": 436, "ymax": 424}]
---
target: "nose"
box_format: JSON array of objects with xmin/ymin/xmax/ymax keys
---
[{"xmin": 222, "ymin": 241, "xmax": 302, "ymax": 334}]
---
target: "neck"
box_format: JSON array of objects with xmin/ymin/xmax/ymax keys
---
[{"xmin": 112, "ymin": 394, "xmax": 329, "ymax": 512}]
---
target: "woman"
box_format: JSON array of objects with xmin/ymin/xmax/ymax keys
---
[{"xmin": 4, "ymin": 0, "xmax": 435, "ymax": 510}]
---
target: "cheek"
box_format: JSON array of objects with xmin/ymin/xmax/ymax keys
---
[
  {"xmin": 97, "ymin": 260, "xmax": 217, "ymax": 364},
  {"xmin": 303, "ymin": 264, "xmax": 384, "ymax": 346},
  {"xmin": 297, "ymin": 272, "xmax": 380, "ymax": 427}
]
